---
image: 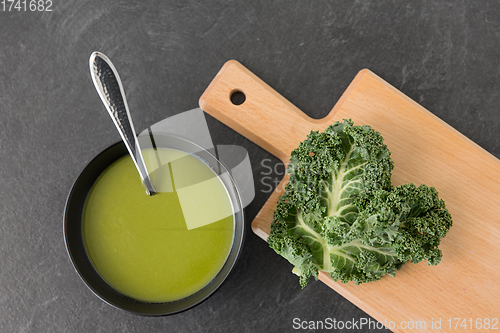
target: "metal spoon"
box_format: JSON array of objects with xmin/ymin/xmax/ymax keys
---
[{"xmin": 89, "ymin": 51, "xmax": 157, "ymax": 196}]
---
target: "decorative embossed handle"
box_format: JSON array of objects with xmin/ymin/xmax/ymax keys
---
[{"xmin": 89, "ymin": 51, "xmax": 156, "ymax": 195}]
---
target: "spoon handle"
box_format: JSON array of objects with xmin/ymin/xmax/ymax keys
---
[{"xmin": 89, "ymin": 52, "xmax": 156, "ymax": 196}]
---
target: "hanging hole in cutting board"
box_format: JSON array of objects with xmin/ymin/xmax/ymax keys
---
[{"xmin": 230, "ymin": 90, "xmax": 245, "ymax": 105}]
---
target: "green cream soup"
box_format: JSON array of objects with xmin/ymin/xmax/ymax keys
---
[{"xmin": 82, "ymin": 148, "xmax": 234, "ymax": 303}]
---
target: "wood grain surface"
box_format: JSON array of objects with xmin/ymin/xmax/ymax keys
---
[{"xmin": 199, "ymin": 60, "xmax": 500, "ymax": 332}]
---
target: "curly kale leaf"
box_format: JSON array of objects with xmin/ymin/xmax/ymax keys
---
[{"xmin": 268, "ymin": 120, "xmax": 453, "ymax": 287}]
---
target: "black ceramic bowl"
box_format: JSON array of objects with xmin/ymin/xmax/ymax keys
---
[{"xmin": 63, "ymin": 135, "xmax": 245, "ymax": 316}]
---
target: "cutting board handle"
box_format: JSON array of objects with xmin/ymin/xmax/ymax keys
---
[{"xmin": 199, "ymin": 60, "xmax": 328, "ymax": 162}]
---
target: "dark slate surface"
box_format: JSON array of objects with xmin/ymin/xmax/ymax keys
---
[{"xmin": 1, "ymin": 1, "xmax": 499, "ymax": 332}]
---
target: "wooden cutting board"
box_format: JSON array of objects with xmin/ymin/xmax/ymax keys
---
[{"xmin": 199, "ymin": 60, "xmax": 500, "ymax": 332}]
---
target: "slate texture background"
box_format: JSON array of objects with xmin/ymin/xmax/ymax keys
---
[{"xmin": 1, "ymin": 1, "xmax": 499, "ymax": 332}]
